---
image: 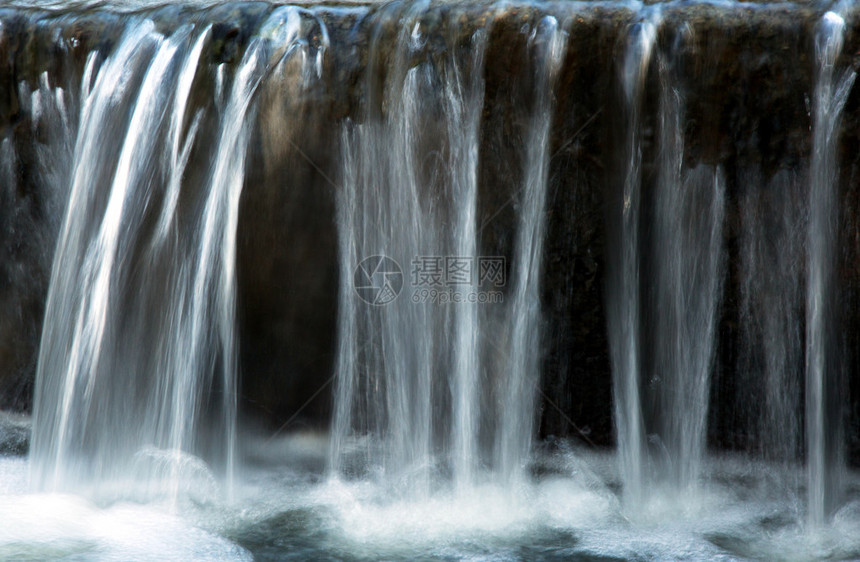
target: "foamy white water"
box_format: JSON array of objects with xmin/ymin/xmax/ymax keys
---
[{"xmin": 10, "ymin": 441, "xmax": 860, "ymax": 560}]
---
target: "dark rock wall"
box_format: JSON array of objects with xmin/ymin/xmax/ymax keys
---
[{"xmin": 0, "ymin": 1, "xmax": 859, "ymax": 465}]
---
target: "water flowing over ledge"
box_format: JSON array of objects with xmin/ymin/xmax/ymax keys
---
[{"xmin": 1, "ymin": 0, "xmax": 860, "ymax": 559}]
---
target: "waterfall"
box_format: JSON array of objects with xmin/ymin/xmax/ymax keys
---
[
  {"xmin": 444, "ymin": 10, "xmax": 487, "ymax": 491},
  {"xmin": 32, "ymin": 21, "xmax": 203, "ymax": 493},
  {"xmin": 649, "ymin": 43, "xmax": 725, "ymax": 495},
  {"xmin": 610, "ymin": 15, "xmax": 725, "ymax": 506},
  {"xmin": 331, "ymin": 5, "xmax": 486, "ymax": 492},
  {"xmin": 610, "ymin": 17, "xmax": 657, "ymax": 506},
  {"xmin": 495, "ymin": 16, "xmax": 567, "ymax": 485},
  {"xmin": 330, "ymin": 7, "xmax": 565, "ymax": 491},
  {"xmin": 4, "ymin": 2, "xmax": 860, "ymax": 557},
  {"xmin": 806, "ymin": 7, "xmax": 855, "ymax": 527},
  {"xmin": 29, "ymin": 9, "xmax": 323, "ymax": 499}
]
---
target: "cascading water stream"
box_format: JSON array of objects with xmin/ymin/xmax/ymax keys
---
[
  {"xmin": 330, "ymin": 7, "xmax": 566, "ymax": 492},
  {"xmin": 649, "ymin": 41, "xmax": 725, "ymax": 495},
  {"xmin": 610, "ymin": 16, "xmax": 657, "ymax": 506},
  {"xmin": 32, "ymin": 21, "xmax": 199, "ymax": 493},
  {"xmin": 29, "ymin": 8, "xmax": 324, "ymax": 500},
  {"xmin": 806, "ymin": 7, "xmax": 856, "ymax": 527},
  {"xmin": 442, "ymin": 11, "xmax": 488, "ymax": 490},
  {"xmin": 495, "ymin": 16, "xmax": 567, "ymax": 485},
  {"xmin": 330, "ymin": 5, "xmax": 460, "ymax": 490},
  {"xmin": 610, "ymin": 15, "xmax": 725, "ymax": 508}
]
